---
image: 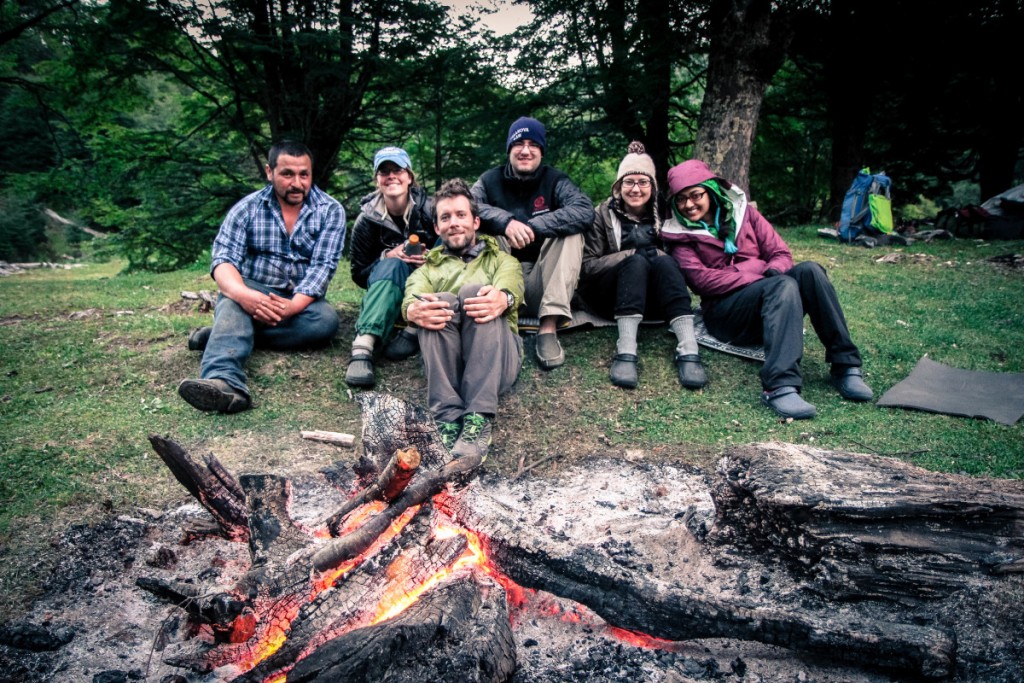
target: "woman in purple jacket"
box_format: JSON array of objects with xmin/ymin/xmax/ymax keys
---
[{"xmin": 660, "ymin": 159, "xmax": 873, "ymax": 420}]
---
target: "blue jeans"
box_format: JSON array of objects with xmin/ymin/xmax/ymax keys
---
[{"xmin": 200, "ymin": 279, "xmax": 339, "ymax": 396}]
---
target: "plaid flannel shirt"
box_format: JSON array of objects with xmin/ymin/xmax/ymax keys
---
[{"xmin": 210, "ymin": 184, "xmax": 346, "ymax": 298}]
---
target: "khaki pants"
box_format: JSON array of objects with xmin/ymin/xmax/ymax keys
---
[{"xmin": 520, "ymin": 233, "xmax": 584, "ymax": 323}]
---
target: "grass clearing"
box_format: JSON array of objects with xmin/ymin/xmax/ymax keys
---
[{"xmin": 1, "ymin": 227, "xmax": 1023, "ymax": 618}]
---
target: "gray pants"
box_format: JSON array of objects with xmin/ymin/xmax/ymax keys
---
[{"xmin": 419, "ymin": 284, "xmax": 523, "ymax": 422}]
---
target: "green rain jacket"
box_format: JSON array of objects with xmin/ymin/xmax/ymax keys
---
[{"xmin": 401, "ymin": 233, "xmax": 525, "ymax": 334}]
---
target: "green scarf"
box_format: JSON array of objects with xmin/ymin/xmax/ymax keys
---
[{"xmin": 672, "ymin": 179, "xmax": 737, "ymax": 254}]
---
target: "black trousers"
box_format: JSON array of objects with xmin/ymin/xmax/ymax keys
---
[
  {"xmin": 702, "ymin": 261, "xmax": 862, "ymax": 389},
  {"xmin": 581, "ymin": 253, "xmax": 694, "ymax": 321}
]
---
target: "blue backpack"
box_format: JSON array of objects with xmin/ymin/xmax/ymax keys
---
[{"xmin": 838, "ymin": 168, "xmax": 893, "ymax": 242}]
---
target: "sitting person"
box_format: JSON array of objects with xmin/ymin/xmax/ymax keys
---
[
  {"xmin": 578, "ymin": 142, "xmax": 707, "ymax": 390},
  {"xmin": 402, "ymin": 179, "xmax": 524, "ymax": 462},
  {"xmin": 345, "ymin": 147, "xmax": 435, "ymax": 387},
  {"xmin": 471, "ymin": 116, "xmax": 594, "ymax": 370},
  {"xmin": 178, "ymin": 140, "xmax": 345, "ymax": 413},
  {"xmin": 660, "ymin": 159, "xmax": 873, "ymax": 419}
]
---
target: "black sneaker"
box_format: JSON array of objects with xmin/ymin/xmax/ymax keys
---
[
  {"xmin": 452, "ymin": 412, "xmax": 492, "ymax": 462},
  {"xmin": 187, "ymin": 326, "xmax": 212, "ymax": 351}
]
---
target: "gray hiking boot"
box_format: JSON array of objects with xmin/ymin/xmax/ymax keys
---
[
  {"xmin": 761, "ymin": 386, "xmax": 816, "ymax": 420},
  {"xmin": 452, "ymin": 412, "xmax": 492, "ymax": 463},
  {"xmin": 178, "ymin": 378, "xmax": 250, "ymax": 414}
]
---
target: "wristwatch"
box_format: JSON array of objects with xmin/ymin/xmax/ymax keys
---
[{"xmin": 502, "ymin": 289, "xmax": 516, "ymax": 315}]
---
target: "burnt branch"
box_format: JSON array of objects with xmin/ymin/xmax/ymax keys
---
[
  {"xmin": 148, "ymin": 434, "xmax": 249, "ymax": 542},
  {"xmin": 312, "ymin": 453, "xmax": 480, "ymax": 573},
  {"xmin": 324, "ymin": 446, "xmax": 422, "ymax": 536}
]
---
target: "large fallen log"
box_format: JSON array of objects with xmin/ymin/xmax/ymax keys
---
[{"xmin": 711, "ymin": 442, "xmax": 1024, "ymax": 601}]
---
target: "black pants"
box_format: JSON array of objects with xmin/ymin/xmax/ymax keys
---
[
  {"xmin": 702, "ymin": 261, "xmax": 862, "ymax": 389},
  {"xmin": 581, "ymin": 253, "xmax": 694, "ymax": 321}
]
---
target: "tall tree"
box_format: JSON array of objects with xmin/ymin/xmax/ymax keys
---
[
  {"xmin": 100, "ymin": 0, "xmax": 448, "ymax": 186},
  {"xmin": 512, "ymin": 0, "xmax": 706, "ymax": 185},
  {"xmin": 693, "ymin": 0, "xmax": 798, "ymax": 195}
]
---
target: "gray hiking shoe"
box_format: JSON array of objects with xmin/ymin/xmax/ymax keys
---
[
  {"xmin": 437, "ymin": 420, "xmax": 462, "ymax": 451},
  {"xmin": 178, "ymin": 378, "xmax": 250, "ymax": 414},
  {"xmin": 761, "ymin": 386, "xmax": 816, "ymax": 420},
  {"xmin": 831, "ymin": 366, "xmax": 873, "ymax": 401},
  {"xmin": 609, "ymin": 353, "xmax": 639, "ymax": 388},
  {"xmin": 452, "ymin": 412, "xmax": 492, "ymax": 463},
  {"xmin": 344, "ymin": 347, "xmax": 375, "ymax": 388},
  {"xmin": 535, "ymin": 333, "xmax": 565, "ymax": 370},
  {"xmin": 383, "ymin": 329, "xmax": 419, "ymax": 361}
]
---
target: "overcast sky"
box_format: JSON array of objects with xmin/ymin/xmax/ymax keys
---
[{"xmin": 444, "ymin": 0, "xmax": 533, "ymax": 35}]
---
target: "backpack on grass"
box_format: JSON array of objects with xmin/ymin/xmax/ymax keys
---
[{"xmin": 839, "ymin": 168, "xmax": 893, "ymax": 242}]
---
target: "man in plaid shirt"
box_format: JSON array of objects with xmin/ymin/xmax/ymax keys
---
[{"xmin": 178, "ymin": 140, "xmax": 346, "ymax": 413}]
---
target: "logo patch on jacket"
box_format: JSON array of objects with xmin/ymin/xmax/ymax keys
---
[{"xmin": 533, "ymin": 196, "xmax": 548, "ymax": 214}]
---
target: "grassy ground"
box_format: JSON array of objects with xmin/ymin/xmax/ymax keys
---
[{"xmin": 1, "ymin": 227, "xmax": 1022, "ymax": 619}]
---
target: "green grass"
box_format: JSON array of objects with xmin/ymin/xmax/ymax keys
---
[{"xmin": 1, "ymin": 227, "xmax": 1023, "ymax": 616}]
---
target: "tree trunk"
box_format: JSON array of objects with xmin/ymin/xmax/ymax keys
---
[{"xmin": 695, "ymin": 0, "xmax": 791, "ymax": 195}]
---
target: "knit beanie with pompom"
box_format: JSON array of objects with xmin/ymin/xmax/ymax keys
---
[{"xmin": 612, "ymin": 141, "xmax": 660, "ymax": 228}]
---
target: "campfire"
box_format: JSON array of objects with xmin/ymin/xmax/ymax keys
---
[{"xmin": 2, "ymin": 392, "xmax": 1023, "ymax": 682}]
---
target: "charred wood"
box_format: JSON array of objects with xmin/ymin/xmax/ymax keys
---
[
  {"xmin": 711, "ymin": 443, "xmax": 1024, "ymax": 602},
  {"xmin": 312, "ymin": 453, "xmax": 479, "ymax": 573},
  {"xmin": 324, "ymin": 446, "xmax": 422, "ymax": 536},
  {"xmin": 286, "ymin": 573, "xmax": 516, "ymax": 683},
  {"xmin": 148, "ymin": 434, "xmax": 248, "ymax": 542}
]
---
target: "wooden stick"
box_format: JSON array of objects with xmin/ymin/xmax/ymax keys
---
[{"xmin": 300, "ymin": 430, "xmax": 355, "ymax": 447}]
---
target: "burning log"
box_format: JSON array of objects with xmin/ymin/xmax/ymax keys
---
[
  {"xmin": 138, "ymin": 394, "xmax": 1024, "ymax": 681},
  {"xmin": 286, "ymin": 572, "xmax": 516, "ymax": 683},
  {"xmin": 323, "ymin": 446, "xmax": 421, "ymax": 535}
]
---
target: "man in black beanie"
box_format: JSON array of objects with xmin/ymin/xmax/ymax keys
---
[{"xmin": 471, "ymin": 116, "xmax": 594, "ymax": 370}]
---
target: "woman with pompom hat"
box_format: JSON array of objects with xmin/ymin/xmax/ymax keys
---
[
  {"xmin": 659, "ymin": 159, "xmax": 873, "ymax": 420},
  {"xmin": 578, "ymin": 142, "xmax": 707, "ymax": 390}
]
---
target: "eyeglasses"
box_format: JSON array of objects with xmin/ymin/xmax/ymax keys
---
[
  {"xmin": 621, "ymin": 178, "xmax": 651, "ymax": 189},
  {"xmin": 675, "ymin": 189, "xmax": 707, "ymax": 205},
  {"xmin": 376, "ymin": 166, "xmax": 407, "ymax": 177},
  {"xmin": 510, "ymin": 140, "xmax": 541, "ymax": 151}
]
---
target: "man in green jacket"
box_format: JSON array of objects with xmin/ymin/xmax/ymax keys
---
[{"xmin": 403, "ymin": 178, "xmax": 524, "ymax": 463}]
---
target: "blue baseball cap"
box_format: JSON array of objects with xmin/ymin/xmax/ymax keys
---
[{"xmin": 372, "ymin": 146, "xmax": 413, "ymax": 174}]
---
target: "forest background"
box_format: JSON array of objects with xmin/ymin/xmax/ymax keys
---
[{"xmin": 2, "ymin": 0, "xmax": 1022, "ymax": 268}]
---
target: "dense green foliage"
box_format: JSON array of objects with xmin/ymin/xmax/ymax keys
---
[{"xmin": 1, "ymin": 0, "xmax": 1022, "ymax": 266}]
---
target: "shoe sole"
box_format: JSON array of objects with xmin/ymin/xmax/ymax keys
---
[
  {"xmin": 178, "ymin": 380, "xmax": 247, "ymax": 413},
  {"xmin": 536, "ymin": 351, "xmax": 565, "ymax": 370}
]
